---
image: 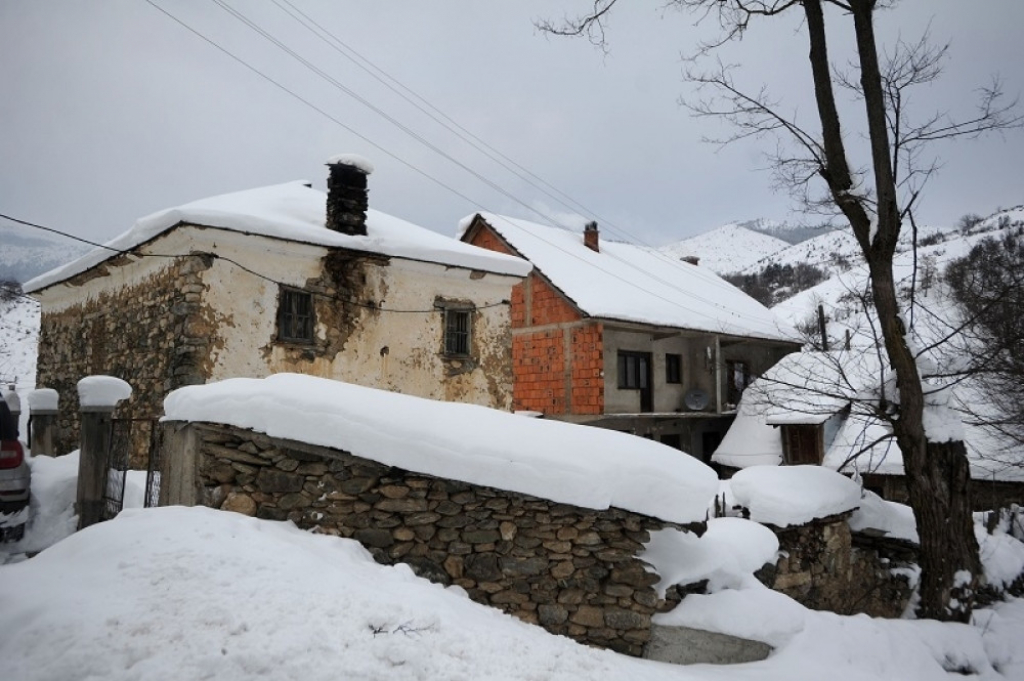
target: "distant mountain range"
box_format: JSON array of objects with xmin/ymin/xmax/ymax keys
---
[{"xmin": 0, "ymin": 225, "xmax": 90, "ymax": 284}]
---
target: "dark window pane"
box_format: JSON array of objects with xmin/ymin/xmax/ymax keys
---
[
  {"xmin": 666, "ymin": 354, "xmax": 682, "ymax": 384},
  {"xmin": 279, "ymin": 289, "xmax": 314, "ymax": 343},
  {"xmin": 445, "ymin": 309, "xmax": 471, "ymax": 355}
]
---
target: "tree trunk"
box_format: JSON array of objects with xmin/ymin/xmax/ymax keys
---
[
  {"xmin": 806, "ymin": 0, "xmax": 982, "ymax": 620},
  {"xmin": 868, "ymin": 261, "xmax": 981, "ymax": 621}
]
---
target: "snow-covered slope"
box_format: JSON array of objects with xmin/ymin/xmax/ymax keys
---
[
  {"xmin": 0, "ymin": 225, "xmax": 89, "ymax": 283},
  {"xmin": 739, "ymin": 221, "xmax": 955, "ymax": 278},
  {"xmin": 660, "ymin": 222, "xmax": 790, "ymax": 274},
  {"xmin": 0, "ymin": 296, "xmax": 39, "ymax": 390},
  {"xmin": 773, "ymin": 206, "xmax": 1024, "ymax": 330}
]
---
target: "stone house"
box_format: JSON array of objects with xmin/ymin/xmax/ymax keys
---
[
  {"xmin": 713, "ymin": 350, "xmax": 1024, "ymax": 509},
  {"xmin": 25, "ymin": 156, "xmax": 531, "ymax": 460},
  {"xmin": 460, "ymin": 213, "xmax": 800, "ymax": 462}
]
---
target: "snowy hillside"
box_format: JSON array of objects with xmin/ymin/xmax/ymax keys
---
[
  {"xmin": 740, "ymin": 221, "xmax": 954, "ymax": 278},
  {"xmin": 773, "ymin": 205, "xmax": 1024, "ymax": 330},
  {"xmin": 0, "ymin": 296, "xmax": 39, "ymax": 390},
  {"xmin": 0, "ymin": 224, "xmax": 89, "ymax": 283},
  {"xmin": 659, "ymin": 223, "xmax": 790, "ymax": 274}
]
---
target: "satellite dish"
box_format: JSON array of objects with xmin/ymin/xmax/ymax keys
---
[{"xmin": 684, "ymin": 388, "xmax": 710, "ymax": 411}]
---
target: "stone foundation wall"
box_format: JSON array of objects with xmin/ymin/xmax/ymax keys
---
[
  {"xmin": 162, "ymin": 421, "xmax": 690, "ymax": 656},
  {"xmin": 770, "ymin": 514, "xmax": 914, "ymax": 618}
]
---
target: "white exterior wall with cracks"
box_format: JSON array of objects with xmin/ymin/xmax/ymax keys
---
[{"xmin": 195, "ymin": 228, "xmax": 519, "ymax": 408}]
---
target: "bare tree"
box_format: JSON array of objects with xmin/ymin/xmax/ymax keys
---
[
  {"xmin": 946, "ymin": 229, "xmax": 1024, "ymax": 451},
  {"xmin": 543, "ymin": 0, "xmax": 1021, "ymax": 621}
]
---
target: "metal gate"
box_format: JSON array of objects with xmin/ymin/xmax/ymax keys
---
[
  {"xmin": 101, "ymin": 418, "xmax": 133, "ymax": 520},
  {"xmin": 99, "ymin": 418, "xmax": 162, "ymax": 520},
  {"xmin": 144, "ymin": 421, "xmax": 163, "ymax": 508}
]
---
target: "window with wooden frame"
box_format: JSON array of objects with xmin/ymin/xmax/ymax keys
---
[
  {"xmin": 277, "ymin": 287, "xmax": 314, "ymax": 343},
  {"xmin": 443, "ymin": 306, "xmax": 472, "ymax": 357},
  {"xmin": 665, "ymin": 353, "xmax": 682, "ymax": 384}
]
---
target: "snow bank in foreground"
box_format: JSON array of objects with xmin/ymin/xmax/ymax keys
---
[
  {"xmin": 641, "ymin": 518, "xmax": 778, "ymax": 596},
  {"xmin": 0, "ymin": 507, "xmax": 660, "ymax": 681},
  {"xmin": 163, "ymin": 374, "xmax": 718, "ymax": 524},
  {"xmin": 729, "ymin": 466, "xmax": 861, "ymax": 527},
  {"xmin": 3, "ymin": 507, "xmax": 1024, "ymax": 680}
]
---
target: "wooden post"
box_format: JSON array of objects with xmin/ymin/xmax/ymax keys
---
[
  {"xmin": 77, "ymin": 405, "xmax": 114, "ymax": 529},
  {"xmin": 75, "ymin": 376, "xmax": 133, "ymax": 530},
  {"xmin": 28, "ymin": 389, "xmax": 59, "ymax": 457}
]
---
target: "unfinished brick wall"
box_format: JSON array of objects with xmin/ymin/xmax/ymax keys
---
[
  {"xmin": 571, "ymin": 324, "xmax": 603, "ymax": 414},
  {"xmin": 514, "ymin": 330, "xmax": 567, "ymax": 413},
  {"xmin": 528, "ymin": 276, "xmax": 580, "ymax": 326},
  {"xmin": 467, "ymin": 219, "xmax": 604, "ymax": 417}
]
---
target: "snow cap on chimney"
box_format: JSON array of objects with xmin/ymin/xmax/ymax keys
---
[
  {"xmin": 325, "ymin": 154, "xmax": 374, "ymax": 236},
  {"xmin": 584, "ymin": 220, "xmax": 599, "ymax": 253}
]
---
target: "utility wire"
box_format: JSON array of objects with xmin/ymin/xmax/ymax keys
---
[
  {"xmin": 135, "ymin": 2, "xmax": 788, "ymax": 334},
  {"xmin": 209, "ymin": 0, "xmax": 788, "ymax": 331},
  {"xmin": 270, "ymin": 0, "xmax": 609, "ymax": 230},
  {"xmin": 0, "ymin": 212, "xmax": 507, "ymax": 314},
  {"xmin": 262, "ymin": 0, "xmax": 687, "ymax": 254}
]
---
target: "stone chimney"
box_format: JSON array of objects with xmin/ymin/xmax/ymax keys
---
[
  {"xmin": 325, "ymin": 154, "xmax": 374, "ymax": 236},
  {"xmin": 584, "ymin": 221, "xmax": 599, "ymax": 253},
  {"xmin": 681, "ymin": 255, "xmax": 700, "ymax": 266}
]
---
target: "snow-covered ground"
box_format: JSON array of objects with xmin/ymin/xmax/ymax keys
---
[
  {"xmin": 1, "ymin": 468, "xmax": 1023, "ymax": 681},
  {"xmin": 1, "ymin": 388, "xmax": 1024, "ymax": 680},
  {"xmin": 0, "ymin": 295, "xmax": 39, "ymax": 390}
]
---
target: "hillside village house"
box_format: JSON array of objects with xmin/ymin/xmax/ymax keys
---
[
  {"xmin": 713, "ymin": 350, "xmax": 1024, "ymax": 509},
  {"xmin": 461, "ymin": 213, "xmax": 801, "ymax": 462},
  {"xmin": 25, "ymin": 156, "xmax": 531, "ymax": 461}
]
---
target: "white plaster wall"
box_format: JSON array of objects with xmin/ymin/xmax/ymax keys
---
[
  {"xmin": 197, "ymin": 230, "xmax": 518, "ymax": 409},
  {"xmin": 33, "ymin": 225, "xmax": 519, "ymax": 409},
  {"xmin": 602, "ymin": 326, "xmax": 717, "ymax": 414}
]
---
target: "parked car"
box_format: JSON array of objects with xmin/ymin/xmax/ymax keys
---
[{"xmin": 0, "ymin": 399, "xmax": 30, "ymax": 542}]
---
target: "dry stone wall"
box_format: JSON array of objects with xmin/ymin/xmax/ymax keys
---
[
  {"xmin": 37, "ymin": 255, "xmax": 213, "ymax": 463},
  {"xmin": 769, "ymin": 513, "xmax": 914, "ymax": 618},
  {"xmin": 168, "ymin": 421, "xmax": 693, "ymax": 656}
]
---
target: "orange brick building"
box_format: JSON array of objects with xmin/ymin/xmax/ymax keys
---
[{"xmin": 462, "ymin": 213, "xmax": 800, "ymax": 463}]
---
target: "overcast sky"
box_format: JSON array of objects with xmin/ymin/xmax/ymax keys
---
[{"xmin": 2, "ymin": 1, "xmax": 1022, "ymax": 249}]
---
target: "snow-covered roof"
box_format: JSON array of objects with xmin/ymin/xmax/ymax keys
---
[
  {"xmin": 163, "ymin": 373, "xmax": 719, "ymax": 524},
  {"xmin": 713, "ymin": 350, "xmax": 869, "ymax": 469},
  {"xmin": 714, "ymin": 350, "xmax": 1024, "ymax": 482},
  {"xmin": 461, "ymin": 213, "xmax": 798, "ymax": 343},
  {"xmin": 25, "ymin": 182, "xmax": 531, "ymax": 292}
]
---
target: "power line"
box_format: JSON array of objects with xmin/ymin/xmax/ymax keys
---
[
  {"xmin": 0, "ymin": 212, "xmax": 507, "ymax": 315},
  {"xmin": 206, "ymin": 0, "xmax": 595, "ymax": 236},
  {"xmin": 262, "ymin": 0, "xmax": 690, "ymax": 253},
  {"xmin": 131, "ymin": 2, "xmax": 789, "ymax": 334},
  {"xmin": 219, "ymin": 0, "xmax": 786, "ymax": 321}
]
